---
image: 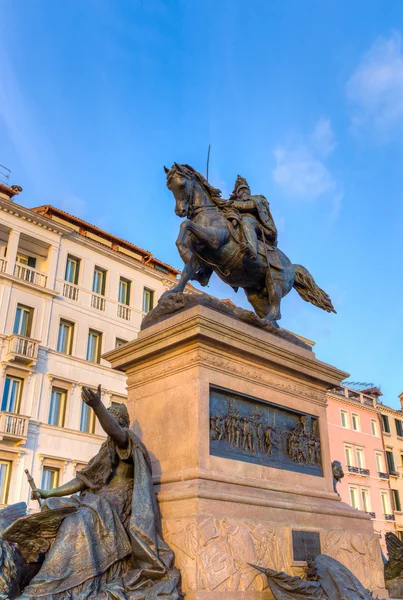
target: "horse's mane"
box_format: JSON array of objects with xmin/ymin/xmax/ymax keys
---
[{"xmin": 170, "ymin": 164, "xmax": 228, "ymax": 207}]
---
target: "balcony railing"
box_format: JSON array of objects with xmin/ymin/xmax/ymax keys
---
[
  {"xmin": 0, "ymin": 412, "xmax": 29, "ymax": 441},
  {"xmin": 6, "ymin": 334, "xmax": 39, "ymax": 365},
  {"xmin": 14, "ymin": 263, "xmax": 47, "ymax": 288},
  {"xmin": 347, "ymin": 466, "xmax": 370, "ymax": 476},
  {"xmin": 63, "ymin": 282, "xmax": 79, "ymax": 301},
  {"xmin": 117, "ymin": 304, "xmax": 131, "ymax": 321},
  {"xmin": 366, "ymin": 511, "xmax": 376, "ymax": 519},
  {"xmin": 0, "ymin": 258, "xmax": 6, "ymax": 273},
  {"xmin": 91, "ymin": 293, "xmax": 106, "ymax": 311},
  {"xmin": 378, "ymin": 472, "xmax": 389, "ymax": 480},
  {"xmin": 384, "ymin": 514, "xmax": 396, "ymax": 521}
]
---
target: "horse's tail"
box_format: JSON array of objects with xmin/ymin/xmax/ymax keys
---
[{"xmin": 293, "ymin": 265, "xmax": 336, "ymax": 313}]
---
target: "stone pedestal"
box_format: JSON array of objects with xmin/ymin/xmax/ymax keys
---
[{"xmin": 105, "ymin": 302, "xmax": 387, "ymax": 599}]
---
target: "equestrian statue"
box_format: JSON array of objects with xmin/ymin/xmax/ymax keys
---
[{"xmin": 163, "ymin": 163, "xmax": 335, "ymax": 326}]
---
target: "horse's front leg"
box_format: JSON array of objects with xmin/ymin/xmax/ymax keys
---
[{"xmin": 160, "ymin": 255, "xmax": 200, "ymax": 300}]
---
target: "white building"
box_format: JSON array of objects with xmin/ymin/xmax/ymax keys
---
[{"xmin": 0, "ymin": 180, "xmax": 179, "ymax": 510}]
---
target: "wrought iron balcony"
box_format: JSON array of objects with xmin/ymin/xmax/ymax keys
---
[
  {"xmin": 6, "ymin": 334, "xmax": 39, "ymax": 365},
  {"xmin": 389, "ymin": 471, "xmax": 399, "ymax": 477},
  {"xmin": 384, "ymin": 514, "xmax": 396, "ymax": 521},
  {"xmin": 0, "ymin": 412, "xmax": 29, "ymax": 444},
  {"xmin": 358, "ymin": 468, "xmax": 370, "ymax": 476},
  {"xmin": 347, "ymin": 465, "xmax": 359, "ymax": 474},
  {"xmin": 366, "ymin": 511, "xmax": 376, "ymax": 519},
  {"xmin": 91, "ymin": 293, "xmax": 106, "ymax": 311},
  {"xmin": 117, "ymin": 304, "xmax": 131, "ymax": 321},
  {"xmin": 14, "ymin": 263, "xmax": 47, "ymax": 288},
  {"xmin": 63, "ymin": 282, "xmax": 79, "ymax": 301},
  {"xmin": 378, "ymin": 472, "xmax": 390, "ymax": 480}
]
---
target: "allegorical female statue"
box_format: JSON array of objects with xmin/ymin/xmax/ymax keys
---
[{"xmin": 0, "ymin": 386, "xmax": 181, "ymax": 600}]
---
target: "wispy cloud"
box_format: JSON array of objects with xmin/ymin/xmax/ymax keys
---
[
  {"xmin": 272, "ymin": 119, "xmax": 342, "ymax": 216},
  {"xmin": 346, "ymin": 32, "xmax": 403, "ymax": 139}
]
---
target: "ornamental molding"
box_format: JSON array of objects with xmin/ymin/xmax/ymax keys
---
[{"xmin": 128, "ymin": 348, "xmax": 325, "ymax": 405}]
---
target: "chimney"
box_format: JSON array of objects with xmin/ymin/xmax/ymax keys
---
[{"xmin": 399, "ymin": 393, "xmax": 403, "ymax": 412}]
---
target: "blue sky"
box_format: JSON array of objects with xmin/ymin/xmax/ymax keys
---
[{"xmin": 1, "ymin": 1, "xmax": 403, "ymax": 406}]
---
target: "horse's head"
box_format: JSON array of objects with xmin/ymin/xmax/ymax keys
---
[
  {"xmin": 164, "ymin": 163, "xmax": 193, "ymax": 218},
  {"xmin": 164, "ymin": 163, "xmax": 223, "ymax": 217}
]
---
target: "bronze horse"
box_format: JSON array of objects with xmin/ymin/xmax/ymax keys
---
[{"xmin": 163, "ymin": 163, "xmax": 335, "ymax": 325}]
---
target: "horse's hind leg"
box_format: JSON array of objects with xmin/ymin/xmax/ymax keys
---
[{"xmin": 244, "ymin": 288, "xmax": 280, "ymax": 327}]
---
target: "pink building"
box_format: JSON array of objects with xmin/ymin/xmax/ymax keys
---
[{"xmin": 327, "ymin": 385, "xmax": 396, "ymax": 552}]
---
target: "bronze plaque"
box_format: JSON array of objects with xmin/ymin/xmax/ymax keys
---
[
  {"xmin": 292, "ymin": 530, "xmax": 321, "ymax": 562},
  {"xmin": 210, "ymin": 386, "xmax": 323, "ymax": 477}
]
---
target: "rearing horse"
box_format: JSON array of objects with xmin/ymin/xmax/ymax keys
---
[{"xmin": 163, "ymin": 163, "xmax": 335, "ymax": 325}]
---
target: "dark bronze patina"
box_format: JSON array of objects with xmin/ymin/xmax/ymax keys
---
[
  {"xmin": 384, "ymin": 532, "xmax": 403, "ymax": 598},
  {"xmin": 0, "ymin": 385, "xmax": 181, "ymax": 600},
  {"xmin": 250, "ymin": 555, "xmax": 378, "ymax": 599},
  {"xmin": 210, "ymin": 387, "xmax": 322, "ymax": 476},
  {"xmin": 331, "ymin": 460, "xmax": 344, "ymax": 495},
  {"xmin": 163, "ymin": 163, "xmax": 336, "ymax": 326}
]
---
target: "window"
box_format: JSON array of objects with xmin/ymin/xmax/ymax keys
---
[
  {"xmin": 1, "ymin": 376, "xmax": 23, "ymax": 413},
  {"xmin": 396, "ymin": 419, "xmax": 403, "ymax": 438},
  {"xmin": 142, "ymin": 288, "xmax": 154, "ymax": 313},
  {"xmin": 86, "ymin": 330, "xmax": 102, "ymax": 363},
  {"xmin": 392, "ymin": 489, "xmax": 402, "ymax": 512},
  {"xmin": 341, "ymin": 410, "xmax": 349, "ymax": 428},
  {"xmin": 361, "ymin": 488, "xmax": 371, "ymax": 512},
  {"xmin": 80, "ymin": 401, "xmax": 96, "ymax": 434},
  {"xmin": 351, "ymin": 414, "xmax": 360, "ymax": 431},
  {"xmin": 381, "ymin": 414, "xmax": 390, "ymax": 433},
  {"xmin": 118, "ymin": 278, "xmax": 131, "ymax": 305},
  {"xmin": 381, "ymin": 490, "xmax": 391, "ymax": 515},
  {"xmin": 115, "ymin": 338, "xmax": 128, "ymax": 348},
  {"xmin": 350, "ymin": 487, "xmax": 359, "ymax": 509},
  {"xmin": 356, "ymin": 448, "xmax": 365, "ymax": 468},
  {"xmin": 0, "ymin": 461, "xmax": 11, "ymax": 504},
  {"xmin": 386, "ymin": 450, "xmax": 396, "ymax": 474},
  {"xmin": 17, "ymin": 253, "xmax": 36, "ymax": 268},
  {"xmin": 13, "ymin": 304, "xmax": 33, "ymax": 337},
  {"xmin": 92, "ymin": 267, "xmax": 106, "ymax": 296},
  {"xmin": 48, "ymin": 387, "xmax": 67, "ymax": 427},
  {"xmin": 345, "ymin": 446, "xmax": 354, "ymax": 467},
  {"xmin": 57, "ymin": 320, "xmax": 74, "ymax": 354},
  {"xmin": 376, "ymin": 452, "xmax": 385, "ymax": 473},
  {"xmin": 65, "ymin": 255, "xmax": 80, "ymax": 284},
  {"xmin": 371, "ymin": 419, "xmax": 378, "ymax": 436},
  {"xmin": 41, "ymin": 466, "xmax": 59, "ymax": 491}
]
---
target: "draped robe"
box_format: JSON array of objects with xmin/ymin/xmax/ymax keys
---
[{"xmin": 24, "ymin": 429, "xmax": 180, "ymax": 600}]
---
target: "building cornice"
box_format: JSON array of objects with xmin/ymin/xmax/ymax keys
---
[
  {"xmin": 67, "ymin": 232, "xmax": 177, "ymax": 284},
  {"xmin": 32, "ymin": 204, "xmax": 180, "ymax": 277},
  {"xmin": 0, "ymin": 197, "xmax": 73, "ymax": 236},
  {"xmin": 327, "ymin": 392, "xmax": 380, "ymax": 414}
]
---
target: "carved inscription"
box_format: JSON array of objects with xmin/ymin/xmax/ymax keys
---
[
  {"xmin": 210, "ymin": 387, "xmax": 323, "ymax": 477},
  {"xmin": 292, "ymin": 530, "xmax": 321, "ymax": 562}
]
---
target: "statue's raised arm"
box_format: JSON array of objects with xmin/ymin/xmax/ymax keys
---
[{"xmin": 81, "ymin": 384, "xmax": 128, "ymax": 448}]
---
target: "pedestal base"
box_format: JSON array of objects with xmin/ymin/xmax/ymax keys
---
[{"xmin": 105, "ymin": 299, "xmax": 388, "ymax": 598}]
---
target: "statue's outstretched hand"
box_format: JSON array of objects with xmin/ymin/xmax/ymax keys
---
[
  {"xmin": 31, "ymin": 488, "xmax": 49, "ymax": 501},
  {"xmin": 82, "ymin": 384, "xmax": 102, "ymax": 408}
]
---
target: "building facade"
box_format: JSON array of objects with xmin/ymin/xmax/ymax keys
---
[
  {"xmin": 327, "ymin": 385, "xmax": 397, "ymax": 552},
  {"xmin": 376, "ymin": 396, "xmax": 403, "ymax": 541},
  {"xmin": 0, "ymin": 181, "xmax": 179, "ymax": 510}
]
